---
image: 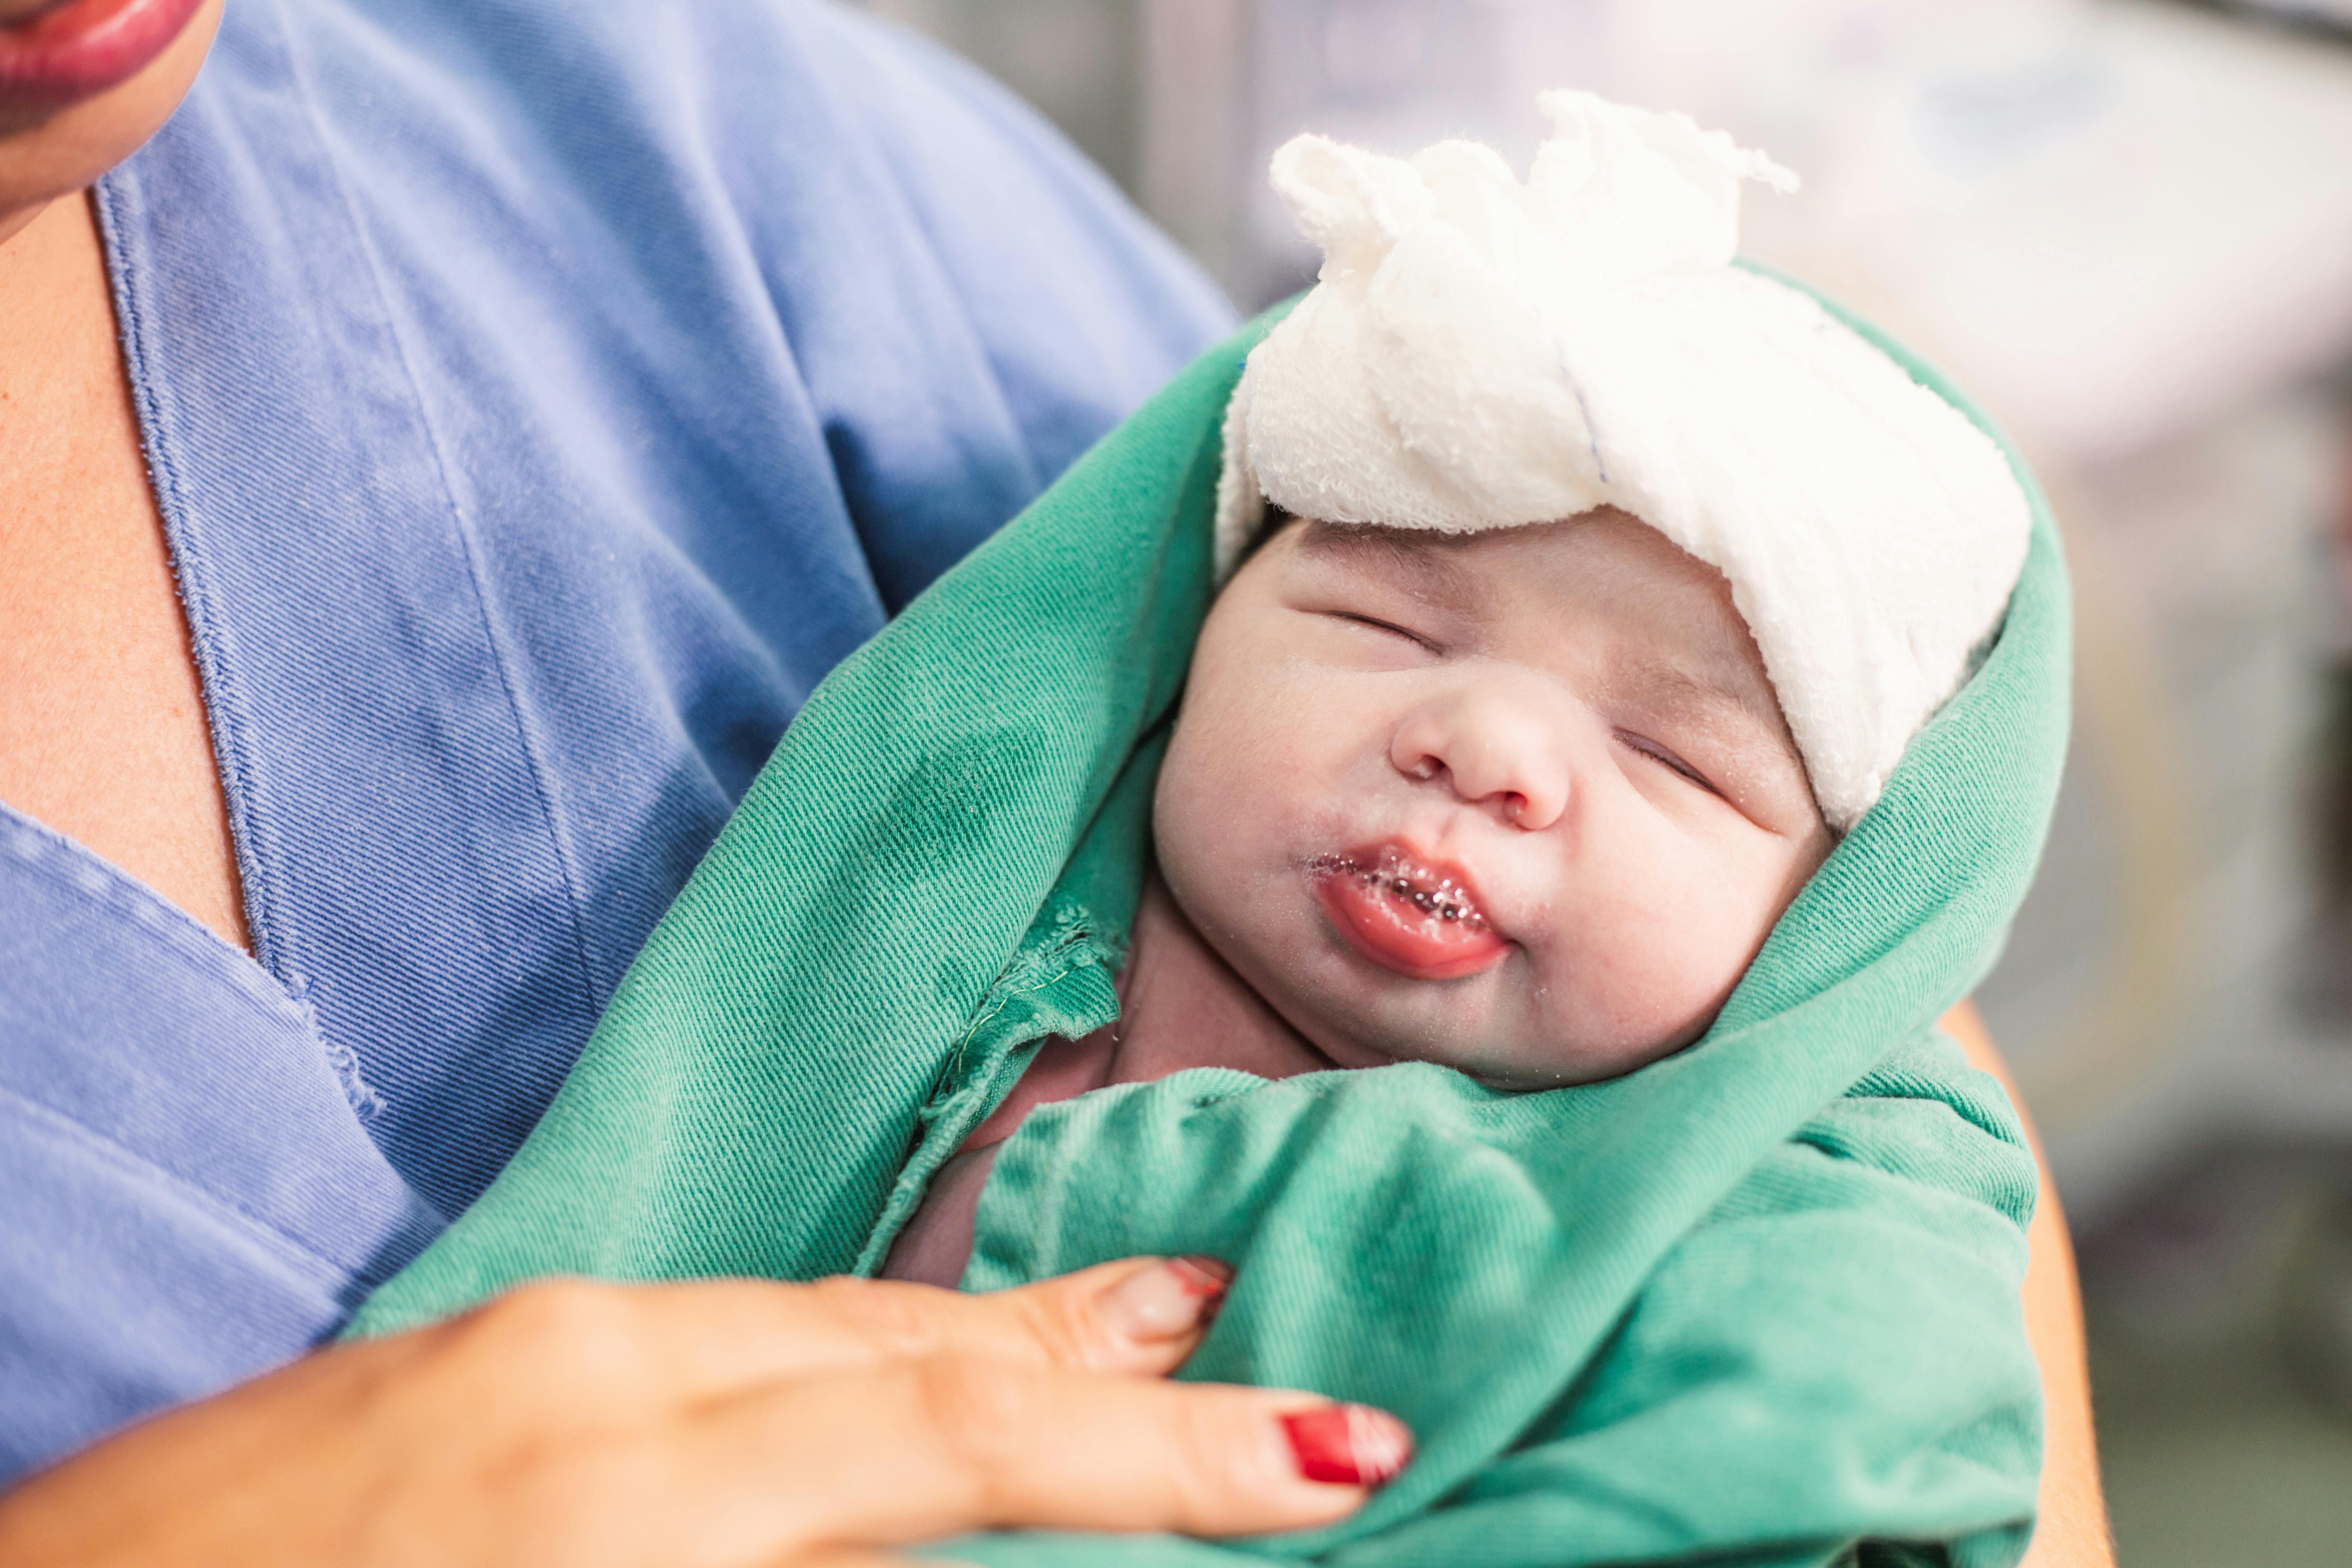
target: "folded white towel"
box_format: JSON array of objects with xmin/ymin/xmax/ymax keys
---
[{"xmin": 1216, "ymin": 90, "xmax": 2032, "ymax": 832}]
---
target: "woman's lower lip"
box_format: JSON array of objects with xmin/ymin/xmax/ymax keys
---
[
  {"xmin": 1313, "ymin": 861, "xmax": 1512, "ymax": 982},
  {"xmin": 0, "ymin": 0, "xmax": 208, "ymax": 103}
]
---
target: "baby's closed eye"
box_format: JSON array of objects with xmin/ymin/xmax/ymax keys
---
[
  {"xmin": 1613, "ymin": 731, "xmax": 1720, "ymax": 795},
  {"xmin": 1325, "ymin": 610, "xmax": 1442, "ymax": 654}
]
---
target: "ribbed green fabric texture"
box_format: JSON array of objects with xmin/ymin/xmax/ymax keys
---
[{"xmin": 352, "ymin": 298, "xmax": 2069, "ymax": 1568}]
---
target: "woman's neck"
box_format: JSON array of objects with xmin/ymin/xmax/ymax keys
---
[{"xmin": 0, "ymin": 190, "xmax": 251, "ymax": 952}]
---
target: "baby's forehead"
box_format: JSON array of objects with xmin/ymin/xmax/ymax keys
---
[
  {"xmin": 1288, "ymin": 512, "xmax": 1793, "ymax": 734},
  {"xmin": 1300, "ymin": 511, "xmax": 1747, "ymax": 636},
  {"xmin": 1297, "ymin": 505, "xmax": 1699, "ymax": 572}
]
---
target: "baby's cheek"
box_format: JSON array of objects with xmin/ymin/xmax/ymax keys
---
[
  {"xmin": 1149, "ymin": 728, "xmax": 1219, "ymax": 886},
  {"xmin": 1152, "ymin": 703, "xmax": 1279, "ymax": 918},
  {"xmin": 1167, "ymin": 666, "xmax": 1348, "ymax": 831},
  {"xmin": 1561, "ymin": 847, "xmax": 1775, "ymax": 1063}
]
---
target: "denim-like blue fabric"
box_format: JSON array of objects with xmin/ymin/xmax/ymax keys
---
[{"xmin": 0, "ymin": 0, "xmax": 1231, "ymax": 1482}]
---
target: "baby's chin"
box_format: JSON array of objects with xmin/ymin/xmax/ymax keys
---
[
  {"xmin": 1259, "ymin": 972, "xmax": 1627, "ymax": 1091},
  {"xmin": 1267, "ymin": 960, "xmax": 1713, "ymax": 1092},
  {"xmin": 1357, "ymin": 1029, "xmax": 1700, "ymax": 1091}
]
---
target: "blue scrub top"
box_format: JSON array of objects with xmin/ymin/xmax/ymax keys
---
[{"xmin": 0, "ymin": 0, "xmax": 1233, "ymax": 1482}]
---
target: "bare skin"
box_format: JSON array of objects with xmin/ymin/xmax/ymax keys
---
[
  {"xmin": 0, "ymin": 2, "xmax": 236, "ymax": 928},
  {"xmin": 0, "ymin": 184, "xmax": 248, "ymax": 950},
  {"xmin": 1156, "ymin": 515, "xmax": 1835, "ymax": 1087},
  {"xmin": 0, "ymin": 5, "xmax": 2108, "ymax": 1561},
  {"xmin": 0, "ymin": 0, "xmax": 224, "ymax": 239},
  {"xmin": 0, "ymin": 1259, "xmax": 1399, "ymax": 1566}
]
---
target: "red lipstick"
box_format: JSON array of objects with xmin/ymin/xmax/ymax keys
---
[
  {"xmin": 1312, "ymin": 845, "xmax": 1511, "ymax": 982},
  {"xmin": 0, "ymin": 0, "xmax": 209, "ymax": 105}
]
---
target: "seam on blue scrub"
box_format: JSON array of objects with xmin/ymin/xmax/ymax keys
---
[
  {"xmin": 90, "ymin": 170, "xmax": 294, "ymax": 991},
  {"xmin": 266, "ymin": 0, "xmax": 607, "ymax": 1023},
  {"xmin": 0, "ymin": 804, "xmax": 293, "ymax": 1010},
  {"xmin": 0, "ymin": 1082, "xmax": 437, "ymax": 1286},
  {"xmin": 291, "ymin": 970, "xmax": 388, "ymax": 1123}
]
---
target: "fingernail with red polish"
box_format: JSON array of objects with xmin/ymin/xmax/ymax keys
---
[
  {"xmin": 1101, "ymin": 1256, "xmax": 1235, "ymax": 1341},
  {"xmin": 1169, "ymin": 1255, "xmax": 1234, "ymax": 1304},
  {"xmin": 1280, "ymin": 1404, "xmax": 1413, "ymax": 1487}
]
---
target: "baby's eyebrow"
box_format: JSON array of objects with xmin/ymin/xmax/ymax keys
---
[
  {"xmin": 1617, "ymin": 654, "xmax": 1796, "ymax": 756},
  {"xmin": 1295, "ymin": 520, "xmax": 1476, "ymax": 603}
]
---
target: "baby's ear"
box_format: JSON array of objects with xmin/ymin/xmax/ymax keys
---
[{"xmin": 1269, "ymin": 135, "xmax": 1434, "ymax": 275}]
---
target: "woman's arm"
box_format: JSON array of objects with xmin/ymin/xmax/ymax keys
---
[{"xmin": 1940, "ymin": 1001, "xmax": 2116, "ymax": 1568}]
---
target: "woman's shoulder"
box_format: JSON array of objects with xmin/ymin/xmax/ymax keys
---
[
  {"xmin": 298, "ymin": 0, "xmax": 1233, "ymax": 378},
  {"xmin": 83, "ymin": 0, "xmax": 1235, "ymax": 1230},
  {"xmin": 184, "ymin": 0, "xmax": 1233, "ymax": 600}
]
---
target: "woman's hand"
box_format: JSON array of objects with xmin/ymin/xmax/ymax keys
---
[{"xmin": 0, "ymin": 1258, "xmax": 1407, "ymax": 1567}]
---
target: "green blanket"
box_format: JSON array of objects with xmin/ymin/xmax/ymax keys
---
[{"xmin": 353, "ymin": 298, "xmax": 2069, "ymax": 1568}]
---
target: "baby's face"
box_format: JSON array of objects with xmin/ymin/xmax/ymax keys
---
[{"xmin": 1153, "ymin": 510, "xmax": 1834, "ymax": 1089}]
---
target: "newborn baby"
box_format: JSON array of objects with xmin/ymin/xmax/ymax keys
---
[
  {"xmin": 886, "ymin": 92, "xmax": 2027, "ymax": 1286},
  {"xmin": 885, "ymin": 508, "xmax": 1840, "ymax": 1284}
]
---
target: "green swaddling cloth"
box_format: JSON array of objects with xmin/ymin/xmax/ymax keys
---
[{"xmin": 352, "ymin": 293, "xmax": 2069, "ymax": 1567}]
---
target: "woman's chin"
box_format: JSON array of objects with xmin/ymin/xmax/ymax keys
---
[
  {"xmin": 0, "ymin": 0, "xmax": 214, "ymax": 108},
  {"xmin": 0, "ymin": 0, "xmax": 219, "ymax": 228}
]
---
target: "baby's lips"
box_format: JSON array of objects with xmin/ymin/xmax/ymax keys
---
[
  {"xmin": 1350, "ymin": 842, "xmax": 1493, "ymax": 926},
  {"xmin": 1313, "ymin": 849, "xmax": 1513, "ymax": 982}
]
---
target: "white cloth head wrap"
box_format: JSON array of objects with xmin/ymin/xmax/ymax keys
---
[{"xmin": 1216, "ymin": 91, "xmax": 2031, "ymax": 831}]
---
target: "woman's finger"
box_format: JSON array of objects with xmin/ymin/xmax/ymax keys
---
[
  {"xmin": 589, "ymin": 1256, "xmax": 1234, "ymax": 1404},
  {"xmin": 693, "ymin": 1356, "xmax": 1410, "ymax": 1551}
]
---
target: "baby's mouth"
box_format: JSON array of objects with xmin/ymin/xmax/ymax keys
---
[{"xmin": 1308, "ymin": 845, "xmax": 1512, "ymax": 982}]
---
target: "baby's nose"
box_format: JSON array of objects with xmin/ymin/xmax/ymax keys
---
[{"xmin": 1389, "ymin": 688, "xmax": 1570, "ymax": 831}]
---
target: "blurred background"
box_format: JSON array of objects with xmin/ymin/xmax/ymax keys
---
[{"xmin": 856, "ymin": 0, "xmax": 2352, "ymax": 1559}]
